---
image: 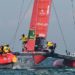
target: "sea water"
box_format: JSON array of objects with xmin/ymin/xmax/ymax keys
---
[
  {"xmin": 0, "ymin": 68, "xmax": 75, "ymax": 75},
  {"xmin": 0, "ymin": 56, "xmax": 75, "ymax": 75}
]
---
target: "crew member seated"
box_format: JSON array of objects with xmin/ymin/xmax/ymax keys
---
[
  {"xmin": 3, "ymin": 44, "xmax": 11, "ymax": 53},
  {"xmin": 20, "ymin": 34, "xmax": 28, "ymax": 52},
  {"xmin": 46, "ymin": 41, "xmax": 56, "ymax": 54}
]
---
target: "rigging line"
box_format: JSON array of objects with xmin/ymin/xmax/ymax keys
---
[
  {"xmin": 52, "ymin": 0, "xmax": 68, "ymax": 51},
  {"xmin": 12, "ymin": 0, "xmax": 24, "ymax": 49},
  {"xmin": 19, "ymin": 0, "xmax": 33, "ymax": 27},
  {"xmin": 70, "ymin": 0, "xmax": 75, "ymax": 28},
  {"xmin": 12, "ymin": 0, "xmax": 33, "ymax": 50}
]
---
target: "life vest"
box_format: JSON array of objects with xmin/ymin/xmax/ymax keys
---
[{"xmin": 21, "ymin": 35, "xmax": 28, "ymax": 42}]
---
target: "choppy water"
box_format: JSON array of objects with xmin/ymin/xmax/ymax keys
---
[
  {"xmin": 0, "ymin": 68, "xmax": 75, "ymax": 75},
  {"xmin": 0, "ymin": 56, "xmax": 75, "ymax": 75}
]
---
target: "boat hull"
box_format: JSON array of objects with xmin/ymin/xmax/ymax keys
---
[
  {"xmin": 53, "ymin": 59, "xmax": 75, "ymax": 68},
  {"xmin": 64, "ymin": 59, "xmax": 75, "ymax": 67},
  {"xmin": 53, "ymin": 59, "xmax": 64, "ymax": 67}
]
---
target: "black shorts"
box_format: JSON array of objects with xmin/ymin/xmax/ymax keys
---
[{"xmin": 23, "ymin": 41, "xmax": 27, "ymax": 44}]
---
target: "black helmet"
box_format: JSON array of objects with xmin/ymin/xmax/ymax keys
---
[{"xmin": 22, "ymin": 34, "xmax": 25, "ymax": 37}]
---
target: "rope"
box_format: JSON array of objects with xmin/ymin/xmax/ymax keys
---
[
  {"xmin": 12, "ymin": 0, "xmax": 33, "ymax": 50},
  {"xmin": 19, "ymin": 0, "xmax": 33, "ymax": 26},
  {"xmin": 52, "ymin": 0, "xmax": 68, "ymax": 51},
  {"xmin": 70, "ymin": 0, "xmax": 75, "ymax": 28},
  {"xmin": 12, "ymin": 0, "xmax": 24, "ymax": 49}
]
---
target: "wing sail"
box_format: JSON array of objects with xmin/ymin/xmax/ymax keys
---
[{"xmin": 26, "ymin": 0, "xmax": 52, "ymax": 64}]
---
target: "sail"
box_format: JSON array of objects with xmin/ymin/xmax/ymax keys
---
[{"xmin": 26, "ymin": 0, "xmax": 52, "ymax": 64}]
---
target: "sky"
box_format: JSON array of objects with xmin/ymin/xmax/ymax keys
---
[{"xmin": 0, "ymin": 0, "xmax": 75, "ymax": 55}]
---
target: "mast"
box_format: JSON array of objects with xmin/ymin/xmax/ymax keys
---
[{"xmin": 26, "ymin": 0, "xmax": 52, "ymax": 64}]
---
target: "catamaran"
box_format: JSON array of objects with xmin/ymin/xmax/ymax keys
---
[{"xmin": 21, "ymin": 0, "xmax": 75, "ymax": 68}]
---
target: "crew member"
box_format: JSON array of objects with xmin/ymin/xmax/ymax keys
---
[
  {"xmin": 0, "ymin": 46, "xmax": 3, "ymax": 54},
  {"xmin": 20, "ymin": 34, "xmax": 28, "ymax": 51},
  {"xmin": 3, "ymin": 44, "xmax": 11, "ymax": 53},
  {"xmin": 65, "ymin": 50, "xmax": 70, "ymax": 55},
  {"xmin": 47, "ymin": 41, "xmax": 56, "ymax": 54},
  {"xmin": 20, "ymin": 34, "xmax": 28, "ymax": 44}
]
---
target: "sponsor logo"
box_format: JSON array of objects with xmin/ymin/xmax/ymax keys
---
[{"xmin": 37, "ymin": 22, "xmax": 48, "ymax": 26}]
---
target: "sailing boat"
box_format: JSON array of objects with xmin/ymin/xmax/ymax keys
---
[
  {"xmin": 21, "ymin": 0, "xmax": 75, "ymax": 68},
  {"xmin": 0, "ymin": 0, "xmax": 75, "ymax": 69}
]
